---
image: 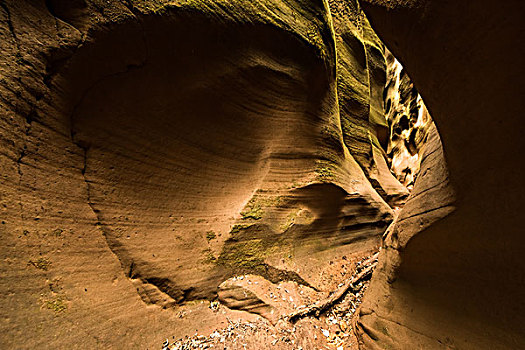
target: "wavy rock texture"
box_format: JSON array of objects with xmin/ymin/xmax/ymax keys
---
[
  {"xmin": 329, "ymin": 0, "xmax": 409, "ymax": 207},
  {"xmin": 357, "ymin": 0, "xmax": 525, "ymax": 349},
  {"xmin": 0, "ymin": 0, "xmax": 412, "ymax": 348}
]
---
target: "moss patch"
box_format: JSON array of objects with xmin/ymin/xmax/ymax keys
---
[
  {"xmin": 206, "ymin": 231, "xmax": 217, "ymax": 241},
  {"xmin": 217, "ymin": 239, "xmax": 268, "ymax": 270},
  {"xmin": 240, "ymin": 201, "xmax": 263, "ymax": 220},
  {"xmin": 201, "ymin": 248, "xmax": 217, "ymax": 264},
  {"xmin": 216, "ymin": 224, "xmax": 315, "ymax": 288},
  {"xmin": 316, "ymin": 166, "xmax": 335, "ymax": 182},
  {"xmin": 28, "ymin": 257, "xmax": 51, "ymax": 271},
  {"xmin": 280, "ymin": 210, "xmax": 299, "ymax": 232},
  {"xmin": 43, "ymin": 297, "xmax": 67, "ymax": 313},
  {"xmin": 240, "ymin": 195, "xmax": 283, "ymax": 221},
  {"xmin": 231, "ymin": 224, "xmax": 254, "ymax": 234}
]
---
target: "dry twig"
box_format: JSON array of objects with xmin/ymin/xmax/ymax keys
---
[{"xmin": 284, "ymin": 253, "xmax": 379, "ymax": 322}]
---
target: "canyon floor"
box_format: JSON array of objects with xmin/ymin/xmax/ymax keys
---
[{"xmin": 161, "ymin": 248, "xmax": 379, "ymax": 350}]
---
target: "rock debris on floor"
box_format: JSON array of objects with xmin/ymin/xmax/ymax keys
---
[{"xmin": 162, "ymin": 252, "xmax": 379, "ymax": 350}]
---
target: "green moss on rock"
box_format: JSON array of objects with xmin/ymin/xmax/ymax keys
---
[
  {"xmin": 28, "ymin": 257, "xmax": 52, "ymax": 271},
  {"xmin": 43, "ymin": 297, "xmax": 67, "ymax": 313},
  {"xmin": 206, "ymin": 231, "xmax": 217, "ymax": 241}
]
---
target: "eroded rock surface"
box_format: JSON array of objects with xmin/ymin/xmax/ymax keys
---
[
  {"xmin": 330, "ymin": 0, "xmax": 409, "ymax": 207},
  {"xmin": 0, "ymin": 0, "xmax": 456, "ymax": 349}
]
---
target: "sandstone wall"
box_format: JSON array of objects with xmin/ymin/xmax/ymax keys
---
[{"xmin": 0, "ymin": 1, "xmax": 407, "ymax": 348}]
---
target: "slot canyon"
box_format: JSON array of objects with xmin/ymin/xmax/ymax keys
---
[{"xmin": 0, "ymin": 0, "xmax": 523, "ymax": 349}]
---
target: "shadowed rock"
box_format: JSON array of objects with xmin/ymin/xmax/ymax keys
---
[{"xmin": 357, "ymin": 0, "xmax": 525, "ymax": 349}]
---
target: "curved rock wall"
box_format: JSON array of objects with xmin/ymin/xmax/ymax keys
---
[
  {"xmin": 357, "ymin": 1, "xmax": 525, "ymax": 349},
  {"xmin": 68, "ymin": 14, "xmax": 341, "ymax": 305},
  {"xmin": 329, "ymin": 0, "xmax": 409, "ymax": 207}
]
